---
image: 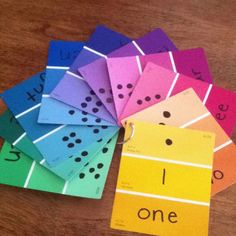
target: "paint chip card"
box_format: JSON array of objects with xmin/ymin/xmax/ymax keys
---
[
  {"xmin": 120, "ymin": 63, "xmax": 236, "ymax": 136},
  {"xmin": 0, "ymin": 133, "xmax": 118, "ymax": 199},
  {"xmin": 122, "ymin": 88, "xmax": 236, "ymax": 195},
  {"xmin": 1, "ymin": 72, "xmax": 119, "ymax": 166},
  {"xmin": 79, "ymin": 28, "xmax": 177, "ymax": 119},
  {"xmin": 107, "ymin": 48, "xmax": 212, "ymax": 119},
  {"xmin": 50, "ymin": 25, "xmax": 132, "ymax": 123},
  {"xmin": 111, "ymin": 120, "xmax": 215, "ymax": 236}
]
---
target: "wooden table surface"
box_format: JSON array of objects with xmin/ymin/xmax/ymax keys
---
[{"xmin": 0, "ymin": 0, "xmax": 236, "ymax": 235}]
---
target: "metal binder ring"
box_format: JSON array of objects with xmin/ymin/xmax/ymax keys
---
[{"xmin": 117, "ymin": 122, "xmax": 135, "ymax": 145}]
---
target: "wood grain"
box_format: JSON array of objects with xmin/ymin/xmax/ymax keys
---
[{"xmin": 0, "ymin": 0, "xmax": 236, "ymax": 235}]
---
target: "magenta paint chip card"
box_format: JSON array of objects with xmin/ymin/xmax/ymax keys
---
[
  {"xmin": 120, "ymin": 63, "xmax": 236, "ymax": 137},
  {"xmin": 79, "ymin": 28, "xmax": 177, "ymax": 120},
  {"xmin": 107, "ymin": 48, "xmax": 213, "ymax": 119}
]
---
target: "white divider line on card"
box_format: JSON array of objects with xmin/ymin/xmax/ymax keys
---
[
  {"xmin": 12, "ymin": 132, "xmax": 27, "ymax": 146},
  {"xmin": 135, "ymin": 56, "xmax": 142, "ymax": 75},
  {"xmin": 83, "ymin": 46, "xmax": 108, "ymax": 59},
  {"xmin": 62, "ymin": 181, "xmax": 68, "ymax": 194},
  {"xmin": 166, "ymin": 73, "xmax": 180, "ymax": 99},
  {"xmin": 42, "ymin": 94, "xmax": 51, "ymax": 98},
  {"xmin": 15, "ymin": 103, "xmax": 41, "ymax": 119},
  {"xmin": 66, "ymin": 71, "xmax": 85, "ymax": 81},
  {"xmin": 123, "ymin": 152, "xmax": 212, "ymax": 169},
  {"xmin": 116, "ymin": 189, "xmax": 210, "ymax": 207},
  {"xmin": 132, "ymin": 41, "xmax": 145, "ymax": 55},
  {"xmin": 214, "ymin": 140, "xmax": 233, "ymax": 152},
  {"xmin": 40, "ymin": 159, "xmax": 45, "ymax": 164},
  {"xmin": 203, "ymin": 84, "xmax": 213, "ymax": 105},
  {"xmin": 46, "ymin": 66, "xmax": 69, "ymax": 70},
  {"xmin": 180, "ymin": 112, "xmax": 211, "ymax": 128},
  {"xmin": 33, "ymin": 124, "xmax": 66, "ymax": 144},
  {"xmin": 168, "ymin": 51, "xmax": 177, "ymax": 73},
  {"xmin": 24, "ymin": 161, "xmax": 36, "ymax": 188}
]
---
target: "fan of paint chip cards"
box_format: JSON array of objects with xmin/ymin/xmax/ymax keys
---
[{"xmin": 0, "ymin": 25, "xmax": 235, "ymax": 236}]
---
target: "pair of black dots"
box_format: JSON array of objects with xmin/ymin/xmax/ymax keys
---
[{"xmin": 98, "ymin": 88, "xmax": 113, "ymax": 104}]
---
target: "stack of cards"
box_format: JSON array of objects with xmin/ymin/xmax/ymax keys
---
[{"xmin": 0, "ymin": 25, "xmax": 235, "ymax": 235}]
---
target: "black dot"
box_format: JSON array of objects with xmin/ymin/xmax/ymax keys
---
[
  {"xmin": 165, "ymin": 139, "xmax": 173, "ymax": 145},
  {"xmin": 95, "ymin": 118, "xmax": 101, "ymax": 123},
  {"xmin": 137, "ymin": 100, "xmax": 142, "ymax": 105},
  {"xmin": 75, "ymin": 157, "xmax": 81, "ymax": 162},
  {"xmin": 94, "ymin": 174, "xmax": 100, "ymax": 179},
  {"xmin": 68, "ymin": 143, "xmax": 74, "ymax": 148},
  {"xmin": 163, "ymin": 111, "xmax": 171, "ymax": 118},
  {"xmin": 128, "ymin": 92, "xmax": 132, "ymax": 97},
  {"xmin": 82, "ymin": 111, "xmax": 88, "ymax": 115},
  {"xmin": 90, "ymin": 90, "xmax": 95, "ymax": 95},
  {"xmin": 87, "ymin": 125, "xmax": 93, "ymax": 127},
  {"xmin": 68, "ymin": 110, "xmax": 75, "ymax": 115},
  {"xmin": 118, "ymin": 94, "xmax": 124, "ymax": 99},
  {"xmin": 159, "ymin": 122, "xmax": 165, "ymax": 125},
  {"xmin": 155, "ymin": 94, "xmax": 161, "ymax": 99},
  {"xmin": 102, "ymin": 147, "xmax": 108, "ymax": 153},
  {"xmin": 81, "ymin": 151, "xmax": 88, "ymax": 156},
  {"xmin": 127, "ymin": 83, "xmax": 133, "ymax": 89},
  {"xmin": 84, "ymin": 162, "xmax": 89, "ymax": 167},
  {"xmin": 107, "ymin": 139, "xmax": 112, "ymax": 144},
  {"xmin": 96, "ymin": 101, "xmax": 102, "ymax": 107},
  {"xmin": 79, "ymin": 173, "xmax": 85, "ymax": 179},
  {"xmin": 101, "ymin": 126, "xmax": 108, "ymax": 129},
  {"xmin": 106, "ymin": 97, "xmax": 113, "ymax": 103},
  {"xmin": 62, "ymin": 136, "xmax": 69, "ymax": 141},
  {"xmin": 70, "ymin": 132, "xmax": 76, "ymax": 137},
  {"xmin": 92, "ymin": 108, "xmax": 99, "ymax": 113},
  {"xmin": 89, "ymin": 168, "xmax": 95, "ymax": 173},
  {"xmin": 145, "ymin": 96, "xmax": 151, "ymax": 102},
  {"xmin": 99, "ymin": 88, "xmax": 105, "ymax": 94},
  {"xmin": 109, "ymin": 89, "xmax": 113, "ymax": 94},
  {"xmin": 75, "ymin": 139, "xmax": 81, "ymax": 144},
  {"xmin": 81, "ymin": 102, "xmax": 87, "ymax": 108},
  {"xmin": 97, "ymin": 163, "xmax": 104, "ymax": 169},
  {"xmin": 82, "ymin": 117, "xmax": 88, "ymax": 122},
  {"xmin": 117, "ymin": 84, "xmax": 122, "ymax": 89},
  {"xmin": 85, "ymin": 96, "xmax": 92, "ymax": 102},
  {"xmin": 93, "ymin": 129, "xmax": 99, "ymax": 134},
  {"xmin": 97, "ymin": 138, "xmax": 103, "ymax": 142}
]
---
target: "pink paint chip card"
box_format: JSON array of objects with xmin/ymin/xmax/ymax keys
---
[
  {"xmin": 107, "ymin": 48, "xmax": 213, "ymax": 119},
  {"xmin": 79, "ymin": 28, "xmax": 177, "ymax": 120},
  {"xmin": 120, "ymin": 63, "xmax": 236, "ymax": 137}
]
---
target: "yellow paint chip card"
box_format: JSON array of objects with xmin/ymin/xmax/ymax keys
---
[{"xmin": 111, "ymin": 120, "xmax": 215, "ymax": 236}]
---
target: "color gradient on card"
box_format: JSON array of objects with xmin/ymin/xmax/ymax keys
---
[
  {"xmin": 111, "ymin": 120, "xmax": 214, "ymax": 236},
  {"xmin": 79, "ymin": 28, "xmax": 177, "ymax": 119},
  {"xmin": 107, "ymin": 48, "xmax": 212, "ymax": 119},
  {"xmin": 120, "ymin": 63, "xmax": 236, "ymax": 136},
  {"xmin": 0, "ymin": 109, "xmax": 118, "ymax": 180},
  {"xmin": 50, "ymin": 25, "xmax": 132, "ymax": 123},
  {"xmin": 1, "ymin": 72, "xmax": 119, "ymax": 167},
  {"xmin": 122, "ymin": 89, "xmax": 236, "ymax": 195},
  {"xmin": 0, "ymin": 133, "xmax": 118, "ymax": 199}
]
